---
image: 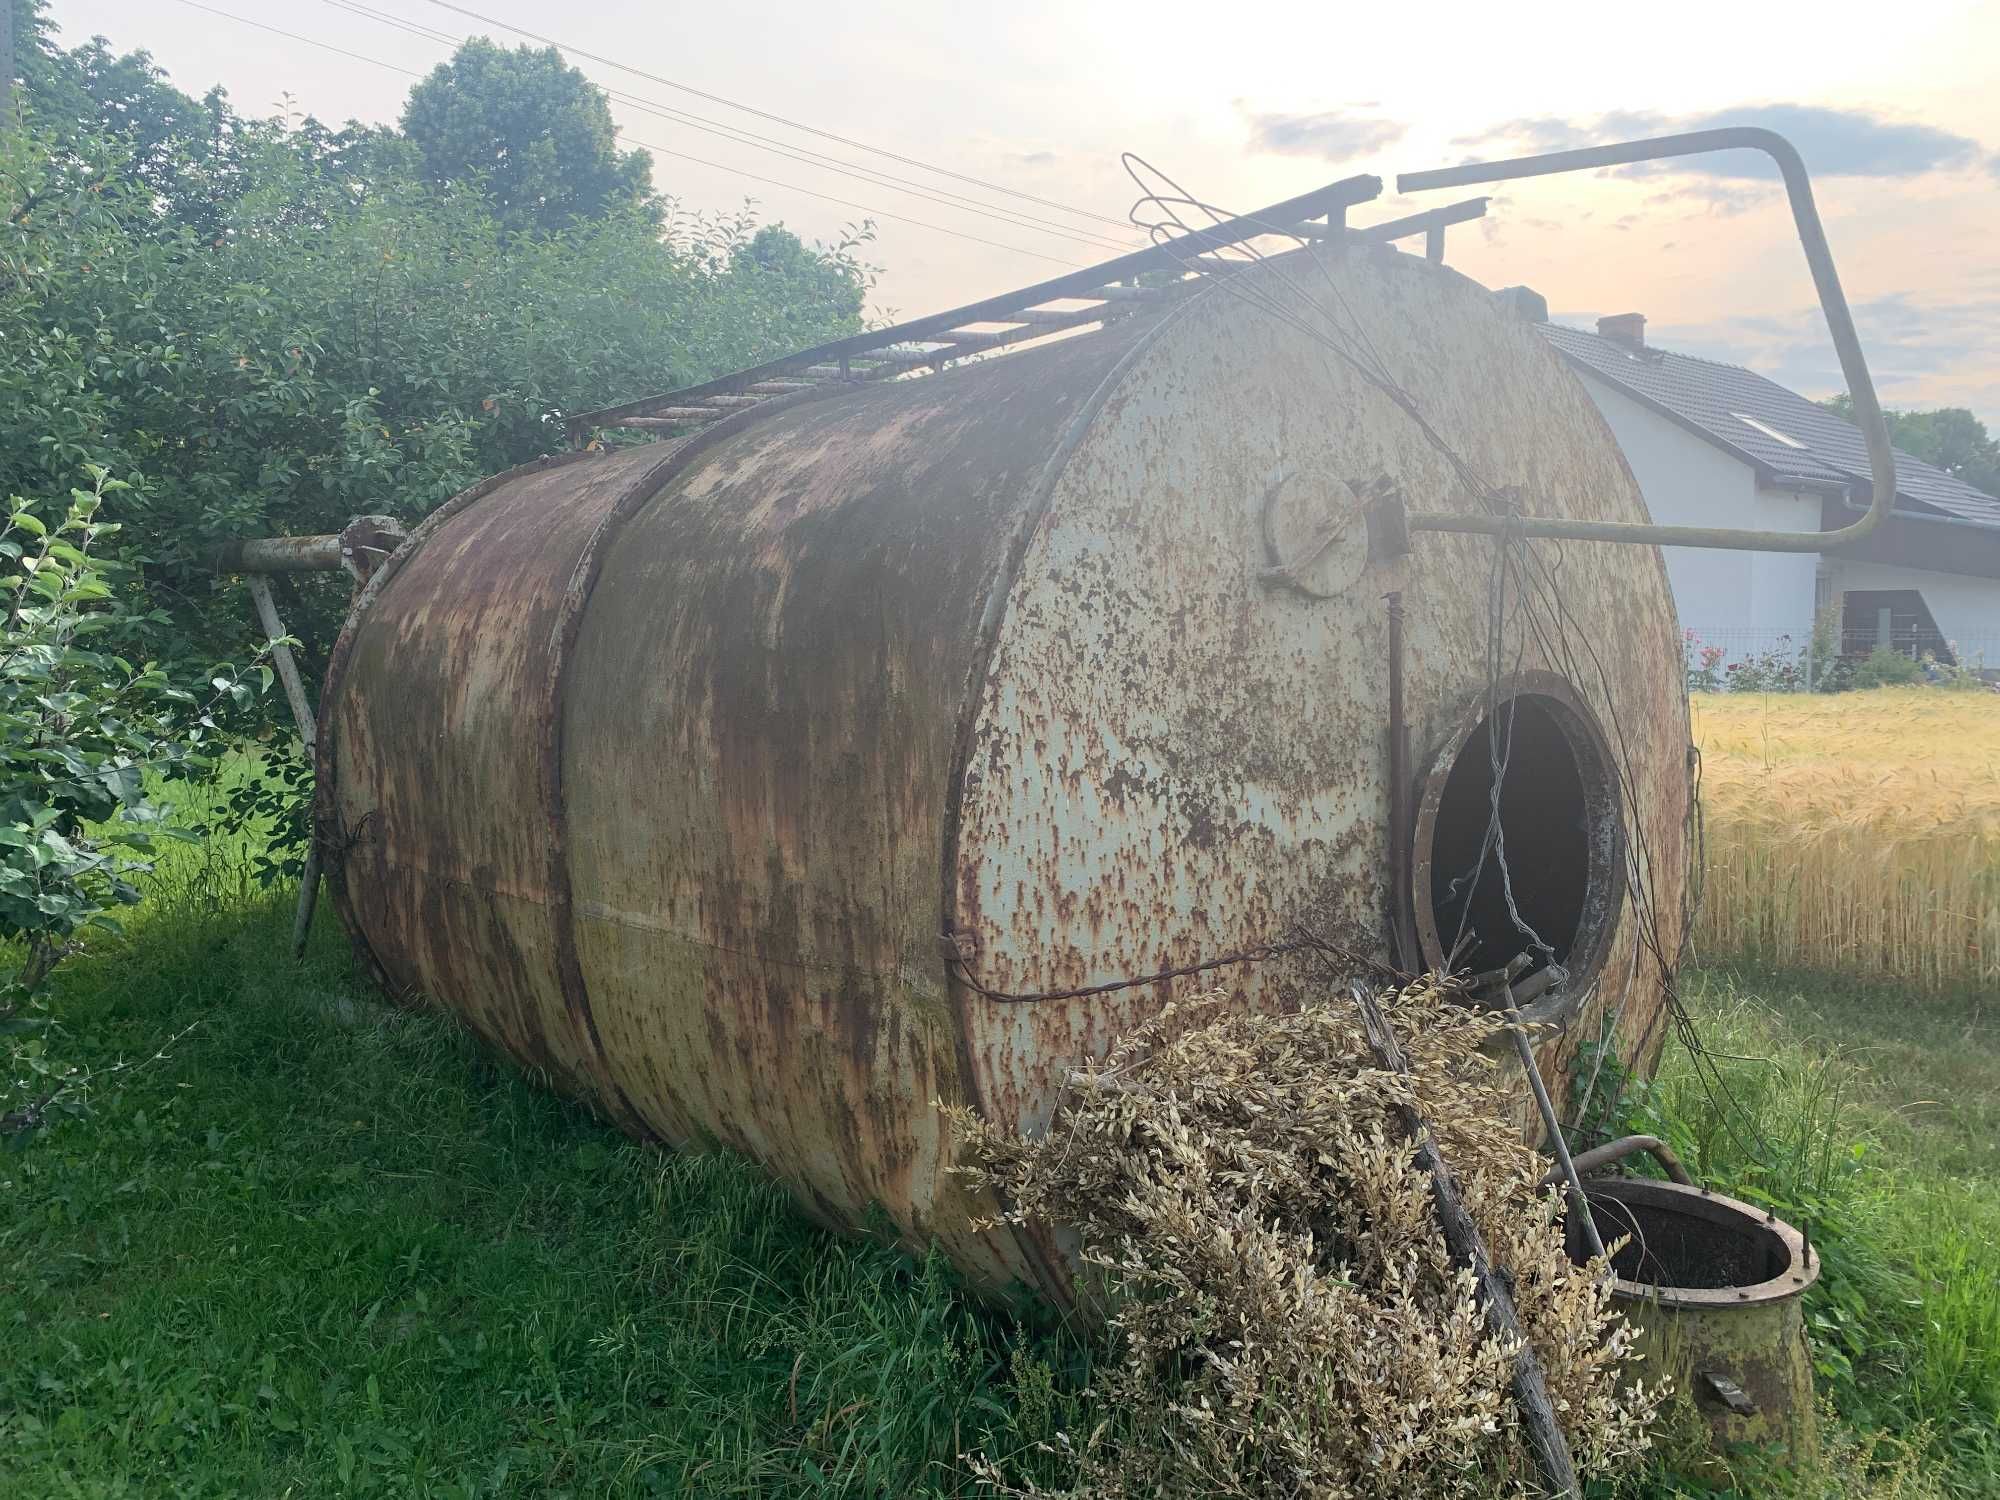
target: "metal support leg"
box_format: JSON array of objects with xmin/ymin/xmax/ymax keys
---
[{"xmin": 245, "ymin": 575, "xmax": 322, "ymax": 961}]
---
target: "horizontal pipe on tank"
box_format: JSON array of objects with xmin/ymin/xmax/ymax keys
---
[
  {"xmin": 1406, "ymin": 505, "xmax": 1882, "ymax": 554},
  {"xmin": 209, "ymin": 533, "xmax": 346, "ymax": 573},
  {"xmin": 1357, "ymin": 197, "xmax": 1489, "ymax": 244},
  {"xmin": 206, "ymin": 515, "xmax": 408, "ymax": 576}
]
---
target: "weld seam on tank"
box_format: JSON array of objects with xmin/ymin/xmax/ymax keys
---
[
  {"xmin": 934, "ymin": 296, "xmax": 1203, "ymax": 1301},
  {"xmin": 539, "ymin": 383, "xmax": 870, "ymax": 1138},
  {"xmin": 314, "ymin": 448, "xmax": 601, "ymax": 1001}
]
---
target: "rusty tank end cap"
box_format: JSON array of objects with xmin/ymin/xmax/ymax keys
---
[{"xmin": 1582, "ymin": 1177, "xmax": 1820, "ymax": 1310}]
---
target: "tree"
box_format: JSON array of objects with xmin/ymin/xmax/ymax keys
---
[
  {"xmin": 400, "ymin": 39, "xmax": 657, "ymax": 235},
  {"xmin": 1819, "ymin": 393, "xmax": 2000, "ymax": 499}
]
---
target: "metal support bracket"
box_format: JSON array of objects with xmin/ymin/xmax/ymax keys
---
[
  {"xmin": 1395, "ymin": 129, "xmax": 1897, "ymax": 555},
  {"xmin": 214, "ymin": 514, "xmax": 409, "ymax": 960}
]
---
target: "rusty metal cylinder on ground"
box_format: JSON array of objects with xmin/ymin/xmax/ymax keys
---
[
  {"xmin": 318, "ymin": 244, "xmax": 1690, "ymax": 1299},
  {"xmin": 1576, "ymin": 1178, "xmax": 1821, "ymax": 1468}
]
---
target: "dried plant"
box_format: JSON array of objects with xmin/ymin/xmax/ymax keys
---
[{"xmin": 952, "ymin": 975, "xmax": 1662, "ymax": 1498}]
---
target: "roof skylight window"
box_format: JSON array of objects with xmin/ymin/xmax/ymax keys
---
[{"xmin": 1731, "ymin": 413, "xmax": 1807, "ymax": 449}]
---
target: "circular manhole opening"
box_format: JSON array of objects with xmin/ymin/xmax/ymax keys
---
[{"xmin": 1412, "ymin": 674, "xmax": 1625, "ymax": 998}]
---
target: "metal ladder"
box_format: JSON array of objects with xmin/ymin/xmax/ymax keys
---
[{"xmin": 566, "ymin": 179, "xmax": 1488, "ymax": 444}]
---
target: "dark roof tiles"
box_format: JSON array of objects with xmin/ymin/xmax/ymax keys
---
[{"xmin": 1539, "ymin": 322, "xmax": 2000, "ymax": 530}]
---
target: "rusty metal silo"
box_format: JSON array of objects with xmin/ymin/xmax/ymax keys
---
[{"xmin": 316, "ymin": 232, "xmax": 1690, "ymax": 1298}]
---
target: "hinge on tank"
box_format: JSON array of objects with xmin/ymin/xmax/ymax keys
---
[{"xmin": 1698, "ymin": 1371, "xmax": 1757, "ymax": 1415}]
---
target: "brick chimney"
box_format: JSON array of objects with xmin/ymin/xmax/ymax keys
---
[{"xmin": 1597, "ymin": 312, "xmax": 1646, "ymax": 349}]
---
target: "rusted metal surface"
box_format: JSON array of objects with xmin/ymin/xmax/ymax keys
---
[
  {"xmin": 319, "ymin": 447, "xmax": 676, "ymax": 1120},
  {"xmin": 1560, "ymin": 1133, "xmax": 1693, "ymax": 1187},
  {"xmin": 1579, "ymin": 1178, "xmax": 1820, "ymax": 1468},
  {"xmin": 210, "ymin": 514, "xmax": 408, "ymax": 579},
  {"xmin": 951, "ymin": 246, "xmax": 1686, "ymax": 1185},
  {"xmin": 324, "ymin": 241, "xmax": 1689, "ymax": 1301}
]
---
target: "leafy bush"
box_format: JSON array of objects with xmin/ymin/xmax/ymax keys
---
[
  {"xmin": 1850, "ymin": 645, "xmax": 1924, "ymax": 689},
  {"xmin": 4, "ymin": 6, "xmax": 875, "ymax": 682},
  {"xmin": 2, "ymin": 470, "xmax": 265, "ymax": 1137},
  {"xmin": 1684, "ymin": 632, "xmax": 1724, "ymax": 693}
]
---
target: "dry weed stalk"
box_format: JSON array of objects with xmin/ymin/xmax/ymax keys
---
[{"xmin": 953, "ymin": 976, "xmax": 1661, "ymax": 1498}]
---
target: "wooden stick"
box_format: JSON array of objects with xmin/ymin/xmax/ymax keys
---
[{"xmin": 1350, "ymin": 983, "xmax": 1581, "ymax": 1498}]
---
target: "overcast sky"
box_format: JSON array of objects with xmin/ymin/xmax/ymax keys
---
[{"xmin": 44, "ymin": 0, "xmax": 2000, "ymax": 424}]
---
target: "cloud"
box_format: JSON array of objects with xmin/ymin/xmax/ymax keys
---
[
  {"xmin": 1454, "ymin": 110, "xmax": 1665, "ymax": 156},
  {"xmin": 1245, "ymin": 108, "xmax": 1407, "ymax": 161},
  {"xmin": 1642, "ymin": 181, "xmax": 1769, "ymax": 217},
  {"xmin": 1456, "ymin": 103, "xmax": 1990, "ymax": 184},
  {"xmin": 1007, "ymin": 150, "xmax": 1058, "ymax": 169}
]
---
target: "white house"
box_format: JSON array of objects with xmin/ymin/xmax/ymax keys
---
[{"xmin": 1499, "ymin": 297, "xmax": 2000, "ymax": 673}]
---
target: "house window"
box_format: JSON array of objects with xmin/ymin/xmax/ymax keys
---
[{"xmin": 1840, "ymin": 589, "xmax": 1951, "ymax": 663}]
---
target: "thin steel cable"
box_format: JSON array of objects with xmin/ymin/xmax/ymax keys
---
[
  {"xmin": 415, "ymin": 0, "xmax": 1142, "ymax": 233},
  {"xmin": 165, "ymin": 0, "xmax": 1091, "ymax": 268},
  {"xmin": 320, "ymin": 0, "xmax": 1144, "ymax": 254}
]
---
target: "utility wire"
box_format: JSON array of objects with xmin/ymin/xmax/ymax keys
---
[
  {"xmin": 415, "ymin": 0, "xmax": 1138, "ymax": 234},
  {"xmin": 165, "ymin": 0, "xmax": 1087, "ymax": 267},
  {"xmin": 617, "ymin": 131, "xmax": 1080, "ymax": 266},
  {"xmin": 320, "ymin": 0, "xmax": 1140, "ymax": 254},
  {"xmin": 173, "ymin": 0, "xmax": 426, "ymax": 77}
]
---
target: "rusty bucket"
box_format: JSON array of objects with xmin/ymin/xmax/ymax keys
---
[{"xmin": 1576, "ymin": 1177, "xmax": 1820, "ymax": 1468}]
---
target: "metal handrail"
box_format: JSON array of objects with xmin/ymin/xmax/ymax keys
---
[{"xmin": 1396, "ymin": 128, "xmax": 1898, "ymax": 554}]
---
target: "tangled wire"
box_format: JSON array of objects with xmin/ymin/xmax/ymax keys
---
[{"xmin": 952, "ymin": 976, "xmax": 1663, "ymax": 1498}]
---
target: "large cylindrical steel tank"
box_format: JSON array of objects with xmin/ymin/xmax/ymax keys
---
[{"xmin": 318, "ymin": 245, "xmax": 1689, "ymax": 1297}]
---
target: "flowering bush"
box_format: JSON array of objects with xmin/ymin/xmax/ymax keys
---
[
  {"xmin": 1684, "ymin": 631, "xmax": 1725, "ymax": 692},
  {"xmin": 1727, "ymin": 636, "xmax": 1806, "ymax": 693}
]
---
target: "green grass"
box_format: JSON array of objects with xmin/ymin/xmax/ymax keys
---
[
  {"xmin": 1621, "ymin": 964, "xmax": 2000, "ymax": 1496},
  {"xmin": 1, "ymin": 848, "xmax": 1090, "ymax": 1498},
  {"xmin": 5, "ymin": 827, "xmax": 1997, "ymax": 1497}
]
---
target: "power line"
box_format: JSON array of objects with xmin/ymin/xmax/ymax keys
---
[
  {"xmin": 617, "ymin": 132, "xmax": 1080, "ymax": 266},
  {"xmin": 415, "ymin": 0, "xmax": 1138, "ymax": 234},
  {"xmin": 319, "ymin": 0, "xmax": 1139, "ymax": 254},
  {"xmin": 164, "ymin": 0, "xmax": 1086, "ymax": 267},
  {"xmin": 173, "ymin": 0, "xmax": 423, "ymax": 77}
]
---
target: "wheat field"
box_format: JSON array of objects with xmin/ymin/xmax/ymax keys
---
[{"xmin": 1690, "ymin": 687, "xmax": 2000, "ymax": 991}]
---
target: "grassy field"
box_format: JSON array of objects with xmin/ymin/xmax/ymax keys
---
[
  {"xmin": 4, "ymin": 786, "xmax": 1998, "ymax": 1496},
  {"xmin": 1691, "ymin": 686, "xmax": 2000, "ymax": 992}
]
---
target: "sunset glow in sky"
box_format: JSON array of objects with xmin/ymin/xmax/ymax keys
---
[{"xmin": 49, "ymin": 0, "xmax": 2000, "ymax": 422}]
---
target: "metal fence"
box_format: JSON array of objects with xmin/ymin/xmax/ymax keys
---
[{"xmin": 1682, "ymin": 625, "xmax": 2000, "ymax": 686}]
